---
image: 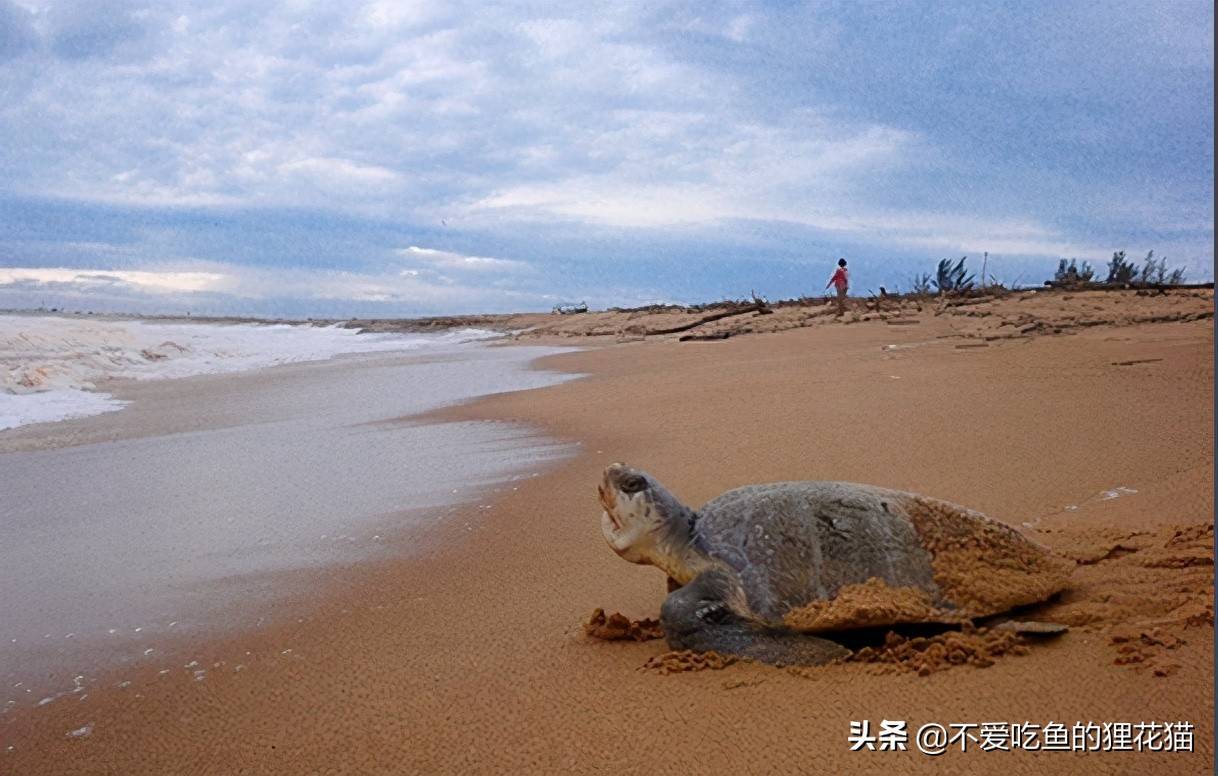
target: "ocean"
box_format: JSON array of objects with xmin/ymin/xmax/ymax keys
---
[{"xmin": 0, "ymin": 314, "xmax": 578, "ymax": 706}]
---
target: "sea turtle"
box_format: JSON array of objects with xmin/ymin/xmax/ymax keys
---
[{"xmin": 597, "ymin": 463, "xmax": 1072, "ymax": 665}]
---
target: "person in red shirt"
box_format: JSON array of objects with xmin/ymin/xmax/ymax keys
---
[{"xmin": 826, "ymin": 258, "xmax": 849, "ymax": 315}]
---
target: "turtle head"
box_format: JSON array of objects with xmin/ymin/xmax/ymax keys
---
[{"xmin": 598, "ymin": 463, "xmax": 699, "ymax": 579}]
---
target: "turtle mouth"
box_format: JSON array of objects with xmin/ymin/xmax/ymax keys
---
[{"xmin": 597, "ymin": 484, "xmax": 622, "ymax": 530}]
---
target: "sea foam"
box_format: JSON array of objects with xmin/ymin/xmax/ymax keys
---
[{"xmin": 0, "ymin": 314, "xmax": 496, "ymax": 430}]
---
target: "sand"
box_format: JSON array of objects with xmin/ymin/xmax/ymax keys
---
[
  {"xmin": 828, "ymin": 624, "xmax": 1032, "ymax": 676},
  {"xmin": 3, "ymin": 289, "xmax": 1213, "ymax": 774},
  {"xmin": 782, "ymin": 577, "xmax": 946, "ymax": 631},
  {"xmin": 352, "ymin": 286, "xmax": 1215, "ymax": 343},
  {"xmin": 0, "ymin": 346, "xmax": 576, "ymax": 700},
  {"xmin": 780, "ymin": 495, "xmax": 1076, "ymax": 631},
  {"xmin": 582, "ymin": 609, "xmax": 663, "ymax": 642},
  {"xmin": 898, "ymin": 495, "xmax": 1076, "ymax": 616},
  {"xmin": 641, "ymin": 650, "xmax": 739, "ymax": 675}
]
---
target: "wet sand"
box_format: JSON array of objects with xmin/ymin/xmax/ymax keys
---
[
  {"xmin": 0, "ymin": 345, "xmax": 575, "ymax": 708},
  {"xmin": 3, "ymin": 294, "xmax": 1213, "ymax": 774}
]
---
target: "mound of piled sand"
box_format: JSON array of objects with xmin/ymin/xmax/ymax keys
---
[
  {"xmin": 900, "ymin": 495, "xmax": 1075, "ymax": 615},
  {"xmin": 641, "ymin": 650, "xmax": 738, "ymax": 674},
  {"xmin": 1034, "ymin": 522, "xmax": 1213, "ymax": 677},
  {"xmin": 842, "ymin": 625, "xmax": 1030, "ymax": 676},
  {"xmin": 782, "ymin": 577, "xmax": 952, "ymax": 631},
  {"xmin": 583, "ymin": 608, "xmax": 663, "ymax": 642}
]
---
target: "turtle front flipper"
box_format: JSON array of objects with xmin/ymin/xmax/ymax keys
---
[{"xmin": 661, "ymin": 570, "xmax": 849, "ymax": 666}]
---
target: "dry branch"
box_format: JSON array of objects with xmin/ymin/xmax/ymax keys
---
[
  {"xmin": 645, "ymin": 299, "xmax": 770, "ymax": 336},
  {"xmin": 678, "ymin": 331, "xmax": 734, "ymax": 342}
]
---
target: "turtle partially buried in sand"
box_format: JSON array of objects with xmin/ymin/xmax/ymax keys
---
[{"xmin": 597, "ymin": 463, "xmax": 1073, "ymax": 665}]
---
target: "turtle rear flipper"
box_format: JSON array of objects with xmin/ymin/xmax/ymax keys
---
[{"xmin": 661, "ymin": 570, "xmax": 849, "ymax": 666}]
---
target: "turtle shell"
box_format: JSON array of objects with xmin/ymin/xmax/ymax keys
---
[{"xmin": 692, "ymin": 482, "xmax": 1072, "ymax": 631}]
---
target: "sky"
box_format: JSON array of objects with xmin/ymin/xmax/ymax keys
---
[{"xmin": 0, "ymin": 0, "xmax": 1213, "ymax": 317}]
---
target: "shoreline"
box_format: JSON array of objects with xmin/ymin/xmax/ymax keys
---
[
  {"xmin": 0, "ymin": 343, "xmax": 580, "ymax": 710},
  {"xmin": 3, "ymin": 303, "xmax": 1213, "ymax": 773},
  {"xmin": 0, "ymin": 314, "xmax": 515, "ymax": 434}
]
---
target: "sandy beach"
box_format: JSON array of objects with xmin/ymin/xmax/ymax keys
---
[{"xmin": 3, "ymin": 289, "xmax": 1213, "ymax": 774}]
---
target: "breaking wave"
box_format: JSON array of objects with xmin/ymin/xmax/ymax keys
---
[{"xmin": 0, "ymin": 315, "xmax": 497, "ymax": 430}]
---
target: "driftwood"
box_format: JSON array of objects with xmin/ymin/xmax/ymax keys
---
[
  {"xmin": 678, "ymin": 331, "xmax": 734, "ymax": 342},
  {"xmin": 646, "ymin": 304, "xmax": 765, "ymax": 335},
  {"xmin": 941, "ymin": 296, "xmax": 994, "ymax": 308},
  {"xmin": 646, "ymin": 295, "xmax": 771, "ymax": 336}
]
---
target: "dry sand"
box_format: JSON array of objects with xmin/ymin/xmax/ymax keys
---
[{"xmin": 4, "ymin": 290, "xmax": 1213, "ymax": 774}]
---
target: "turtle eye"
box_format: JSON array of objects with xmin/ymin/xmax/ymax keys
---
[
  {"xmin": 695, "ymin": 602, "xmax": 729, "ymax": 623},
  {"xmin": 620, "ymin": 474, "xmax": 648, "ymax": 494}
]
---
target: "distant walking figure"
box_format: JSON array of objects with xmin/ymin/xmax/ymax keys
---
[{"xmin": 826, "ymin": 258, "xmax": 849, "ymax": 315}]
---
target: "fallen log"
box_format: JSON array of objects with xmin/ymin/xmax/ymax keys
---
[
  {"xmin": 679, "ymin": 331, "xmax": 733, "ymax": 342},
  {"xmin": 645, "ymin": 302, "xmax": 768, "ymax": 336}
]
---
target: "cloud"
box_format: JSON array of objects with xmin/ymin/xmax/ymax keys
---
[
  {"xmin": 0, "ymin": 0, "xmax": 37, "ymax": 61},
  {"xmin": 466, "ymin": 114, "xmax": 918, "ymax": 228},
  {"xmin": 395, "ymin": 246, "xmax": 531, "ymax": 272},
  {"xmin": 0, "ymin": 1, "xmax": 1210, "ymax": 315},
  {"xmin": 45, "ymin": 0, "xmax": 149, "ymax": 60},
  {"xmin": 0, "ymin": 266, "xmax": 226, "ymax": 293},
  {"xmin": 0, "ymin": 260, "xmax": 555, "ymax": 314},
  {"xmin": 277, "ymin": 157, "xmax": 402, "ymax": 186},
  {"xmin": 0, "ymin": 2, "xmax": 910, "ymax": 224}
]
